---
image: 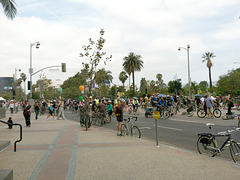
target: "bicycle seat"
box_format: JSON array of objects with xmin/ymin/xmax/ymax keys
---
[{"xmin": 206, "ymin": 123, "xmax": 215, "ymax": 127}]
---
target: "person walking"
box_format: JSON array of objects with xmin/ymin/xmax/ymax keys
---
[
  {"xmin": 9, "ymin": 101, "xmax": 14, "ymax": 114},
  {"xmin": 34, "ymin": 101, "xmax": 40, "ymax": 120},
  {"xmin": 14, "ymin": 101, "xmax": 19, "ymax": 113},
  {"xmin": 107, "ymin": 100, "xmax": 113, "ymax": 122},
  {"xmin": 57, "ymin": 100, "xmax": 66, "ymax": 120},
  {"xmin": 22, "ymin": 101, "xmax": 31, "ymax": 127},
  {"xmin": 47, "ymin": 104, "xmax": 55, "ymax": 120},
  {"xmin": 206, "ymin": 94, "xmax": 214, "ymax": 118}
]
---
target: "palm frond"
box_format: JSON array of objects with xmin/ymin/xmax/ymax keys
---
[{"xmin": 1, "ymin": 0, "xmax": 17, "ymax": 20}]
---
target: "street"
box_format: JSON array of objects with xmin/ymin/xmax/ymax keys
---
[{"xmin": 65, "ymin": 109, "xmax": 240, "ymax": 162}]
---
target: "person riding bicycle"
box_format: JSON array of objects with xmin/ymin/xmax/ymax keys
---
[
  {"xmin": 132, "ymin": 97, "xmax": 139, "ymax": 114},
  {"xmin": 91, "ymin": 101, "xmax": 97, "ymax": 116},
  {"xmin": 157, "ymin": 97, "xmax": 167, "ymax": 111}
]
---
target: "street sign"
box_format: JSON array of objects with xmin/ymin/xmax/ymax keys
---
[{"xmin": 152, "ymin": 111, "xmax": 160, "ymax": 119}]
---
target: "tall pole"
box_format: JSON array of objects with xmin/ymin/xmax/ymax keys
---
[
  {"xmin": 187, "ymin": 45, "xmax": 191, "ymax": 98},
  {"xmin": 30, "ymin": 44, "xmax": 33, "ymax": 98},
  {"xmin": 178, "ymin": 45, "xmax": 191, "ymax": 98},
  {"xmin": 29, "ymin": 41, "xmax": 40, "ymax": 99}
]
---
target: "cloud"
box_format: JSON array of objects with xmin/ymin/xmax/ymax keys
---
[{"xmin": 1, "ymin": 0, "xmax": 240, "ymax": 91}]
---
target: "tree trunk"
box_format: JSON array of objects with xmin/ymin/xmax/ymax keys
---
[
  {"xmin": 208, "ymin": 67, "xmax": 212, "ymax": 92},
  {"xmin": 132, "ymin": 71, "xmax": 135, "ymax": 97},
  {"xmin": 129, "ymin": 74, "xmax": 131, "ymax": 90}
]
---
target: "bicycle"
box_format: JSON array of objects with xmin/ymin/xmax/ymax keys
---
[
  {"xmin": 197, "ymin": 123, "xmax": 240, "ymax": 163},
  {"xmin": 197, "ymin": 107, "xmax": 222, "ymax": 118},
  {"xmin": 133, "ymin": 105, "xmax": 140, "ymax": 116},
  {"xmin": 91, "ymin": 111, "xmax": 103, "ymax": 127},
  {"xmin": 127, "ymin": 104, "xmax": 133, "ymax": 114},
  {"xmin": 156, "ymin": 105, "xmax": 170, "ymax": 119},
  {"xmin": 121, "ymin": 116, "xmax": 141, "ymax": 138}
]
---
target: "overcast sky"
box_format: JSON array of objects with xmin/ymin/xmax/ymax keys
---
[{"xmin": 1, "ymin": 0, "xmax": 240, "ymax": 88}]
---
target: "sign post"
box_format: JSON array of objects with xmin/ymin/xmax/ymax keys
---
[{"xmin": 153, "ymin": 111, "xmax": 160, "ymax": 147}]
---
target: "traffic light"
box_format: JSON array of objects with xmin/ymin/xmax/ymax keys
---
[
  {"xmin": 13, "ymin": 90, "xmax": 16, "ymax": 96},
  {"xmin": 62, "ymin": 63, "xmax": 66, "ymax": 72},
  {"xmin": 28, "ymin": 81, "xmax": 31, "ymax": 90}
]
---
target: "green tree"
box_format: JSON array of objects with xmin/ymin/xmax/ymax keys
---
[
  {"xmin": 0, "ymin": 0, "xmax": 17, "ymax": 20},
  {"xmin": 119, "ymin": 71, "xmax": 128, "ymax": 88},
  {"xmin": 197, "ymin": 81, "xmax": 208, "ymax": 94},
  {"xmin": 139, "ymin": 77, "xmax": 148, "ymax": 96},
  {"xmin": 216, "ymin": 68, "xmax": 240, "ymax": 96},
  {"xmin": 202, "ymin": 52, "xmax": 216, "ymax": 92},
  {"xmin": 123, "ymin": 52, "xmax": 144, "ymax": 96},
  {"xmin": 79, "ymin": 29, "xmax": 112, "ymax": 95},
  {"xmin": 168, "ymin": 81, "xmax": 182, "ymax": 94}
]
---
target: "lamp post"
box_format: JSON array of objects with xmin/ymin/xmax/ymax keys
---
[
  {"xmin": 178, "ymin": 44, "xmax": 191, "ymax": 97},
  {"xmin": 14, "ymin": 68, "xmax": 21, "ymax": 81},
  {"xmin": 29, "ymin": 41, "xmax": 40, "ymax": 98}
]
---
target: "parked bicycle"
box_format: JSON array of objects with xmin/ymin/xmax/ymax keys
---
[
  {"xmin": 121, "ymin": 116, "xmax": 141, "ymax": 138},
  {"xmin": 197, "ymin": 106, "xmax": 222, "ymax": 118},
  {"xmin": 197, "ymin": 123, "xmax": 240, "ymax": 163}
]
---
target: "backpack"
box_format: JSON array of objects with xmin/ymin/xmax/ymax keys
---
[{"xmin": 114, "ymin": 105, "xmax": 121, "ymax": 117}]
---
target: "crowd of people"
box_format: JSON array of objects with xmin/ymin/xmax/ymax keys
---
[{"xmin": 1, "ymin": 93, "xmax": 237, "ymax": 134}]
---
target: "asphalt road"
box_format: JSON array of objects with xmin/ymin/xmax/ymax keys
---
[{"xmin": 65, "ymin": 108, "xmax": 240, "ymax": 162}]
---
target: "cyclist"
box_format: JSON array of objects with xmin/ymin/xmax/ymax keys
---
[
  {"xmin": 226, "ymin": 93, "xmax": 234, "ymax": 115},
  {"xmin": 98, "ymin": 100, "xmax": 106, "ymax": 124},
  {"xmin": 132, "ymin": 97, "xmax": 139, "ymax": 115},
  {"xmin": 91, "ymin": 100, "xmax": 97, "ymax": 116},
  {"xmin": 157, "ymin": 97, "xmax": 167, "ymax": 111},
  {"xmin": 107, "ymin": 100, "xmax": 113, "ymax": 122}
]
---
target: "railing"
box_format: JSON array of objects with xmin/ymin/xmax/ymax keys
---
[{"xmin": 0, "ymin": 120, "xmax": 22, "ymax": 152}]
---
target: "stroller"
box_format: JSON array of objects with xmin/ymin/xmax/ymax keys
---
[{"xmin": 145, "ymin": 107, "xmax": 154, "ymax": 118}]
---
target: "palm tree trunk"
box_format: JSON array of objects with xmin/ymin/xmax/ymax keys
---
[
  {"xmin": 208, "ymin": 67, "xmax": 212, "ymax": 92},
  {"xmin": 132, "ymin": 71, "xmax": 135, "ymax": 96},
  {"xmin": 129, "ymin": 74, "xmax": 131, "ymax": 90}
]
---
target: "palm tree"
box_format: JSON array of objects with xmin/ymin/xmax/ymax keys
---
[
  {"xmin": 202, "ymin": 52, "xmax": 216, "ymax": 91},
  {"xmin": 123, "ymin": 52, "xmax": 144, "ymax": 96},
  {"xmin": 0, "ymin": 0, "xmax": 17, "ymax": 20},
  {"xmin": 119, "ymin": 71, "xmax": 128, "ymax": 88}
]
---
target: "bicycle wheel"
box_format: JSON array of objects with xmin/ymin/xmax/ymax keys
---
[
  {"xmin": 121, "ymin": 124, "xmax": 128, "ymax": 136},
  {"xmin": 222, "ymin": 115, "xmax": 232, "ymax": 120},
  {"xmin": 95, "ymin": 115, "xmax": 102, "ymax": 127},
  {"xmin": 163, "ymin": 111, "xmax": 170, "ymax": 119},
  {"xmin": 229, "ymin": 141, "xmax": 240, "ymax": 163},
  {"xmin": 105, "ymin": 114, "xmax": 111, "ymax": 123},
  {"xmin": 197, "ymin": 136, "xmax": 217, "ymax": 156},
  {"xmin": 213, "ymin": 109, "xmax": 222, "ymax": 118},
  {"xmin": 197, "ymin": 109, "xmax": 206, "ymax": 118},
  {"xmin": 91, "ymin": 115, "xmax": 96, "ymax": 125},
  {"xmin": 128, "ymin": 108, "xmax": 132, "ymax": 114},
  {"xmin": 85, "ymin": 116, "xmax": 91, "ymax": 128},
  {"xmin": 238, "ymin": 116, "xmax": 240, "ymax": 128},
  {"xmin": 131, "ymin": 126, "xmax": 141, "ymax": 138}
]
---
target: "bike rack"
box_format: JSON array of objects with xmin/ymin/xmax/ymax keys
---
[{"xmin": 0, "ymin": 120, "xmax": 22, "ymax": 152}]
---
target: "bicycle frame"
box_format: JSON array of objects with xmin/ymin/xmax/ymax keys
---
[{"xmin": 211, "ymin": 134, "xmax": 232, "ymax": 155}]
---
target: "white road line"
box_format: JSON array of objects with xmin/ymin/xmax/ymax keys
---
[
  {"xmin": 156, "ymin": 125, "xmax": 183, "ymax": 131},
  {"xmin": 139, "ymin": 127, "xmax": 151, "ymax": 130},
  {"xmin": 169, "ymin": 118, "xmax": 198, "ymax": 124}
]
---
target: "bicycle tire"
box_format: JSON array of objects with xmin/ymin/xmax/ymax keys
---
[
  {"xmin": 91, "ymin": 115, "xmax": 96, "ymax": 125},
  {"xmin": 131, "ymin": 126, "xmax": 141, "ymax": 138},
  {"xmin": 95, "ymin": 115, "xmax": 103, "ymax": 127},
  {"xmin": 213, "ymin": 109, "xmax": 222, "ymax": 118},
  {"xmin": 85, "ymin": 116, "xmax": 91, "ymax": 128},
  {"xmin": 197, "ymin": 109, "xmax": 206, "ymax": 118},
  {"xmin": 121, "ymin": 124, "xmax": 128, "ymax": 136},
  {"xmin": 163, "ymin": 111, "xmax": 170, "ymax": 119},
  {"xmin": 222, "ymin": 115, "xmax": 233, "ymax": 120},
  {"xmin": 229, "ymin": 141, "xmax": 240, "ymax": 163},
  {"xmin": 238, "ymin": 116, "xmax": 240, "ymax": 128},
  {"xmin": 197, "ymin": 136, "xmax": 217, "ymax": 156},
  {"xmin": 105, "ymin": 114, "xmax": 111, "ymax": 123}
]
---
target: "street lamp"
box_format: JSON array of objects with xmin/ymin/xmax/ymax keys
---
[
  {"xmin": 178, "ymin": 44, "xmax": 191, "ymax": 97},
  {"xmin": 14, "ymin": 68, "xmax": 21, "ymax": 81},
  {"xmin": 30, "ymin": 41, "xmax": 40, "ymax": 98}
]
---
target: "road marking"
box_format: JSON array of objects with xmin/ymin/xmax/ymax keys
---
[
  {"xmin": 139, "ymin": 127, "xmax": 151, "ymax": 130},
  {"xmin": 156, "ymin": 125, "xmax": 183, "ymax": 131},
  {"xmin": 169, "ymin": 118, "xmax": 198, "ymax": 124}
]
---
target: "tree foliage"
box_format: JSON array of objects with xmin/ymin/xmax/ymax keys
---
[
  {"xmin": 0, "ymin": 0, "xmax": 17, "ymax": 20},
  {"xmin": 119, "ymin": 71, "xmax": 128, "ymax": 88},
  {"xmin": 123, "ymin": 52, "xmax": 144, "ymax": 96},
  {"xmin": 216, "ymin": 68, "xmax": 240, "ymax": 96},
  {"xmin": 79, "ymin": 29, "xmax": 112, "ymax": 94}
]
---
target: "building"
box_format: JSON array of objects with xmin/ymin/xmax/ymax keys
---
[{"xmin": 0, "ymin": 77, "xmax": 14, "ymax": 93}]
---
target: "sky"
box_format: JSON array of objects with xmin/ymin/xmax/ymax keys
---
[{"xmin": 0, "ymin": 0, "xmax": 240, "ymax": 89}]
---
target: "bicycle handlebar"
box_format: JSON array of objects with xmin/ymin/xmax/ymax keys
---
[{"xmin": 123, "ymin": 116, "xmax": 138, "ymax": 122}]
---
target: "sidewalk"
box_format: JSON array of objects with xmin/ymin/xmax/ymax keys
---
[{"xmin": 0, "ymin": 111, "xmax": 240, "ymax": 180}]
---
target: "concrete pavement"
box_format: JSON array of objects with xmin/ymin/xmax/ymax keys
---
[{"xmin": 0, "ymin": 110, "xmax": 240, "ymax": 180}]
